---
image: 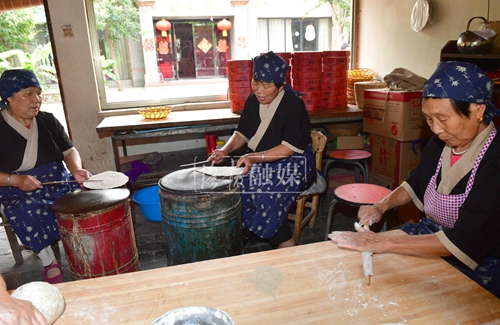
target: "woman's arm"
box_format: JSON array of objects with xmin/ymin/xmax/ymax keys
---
[
  {"xmin": 63, "ymin": 149, "xmax": 91, "ymax": 182},
  {"xmin": 328, "ymin": 231, "xmax": 451, "ymax": 258},
  {"xmin": 236, "ymin": 144, "xmax": 294, "ymax": 175},
  {"xmin": 0, "ymin": 276, "xmax": 46, "ymax": 325},
  {"xmin": 208, "ymin": 132, "xmax": 246, "ymax": 164}
]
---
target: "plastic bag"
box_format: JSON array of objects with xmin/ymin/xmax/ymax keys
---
[
  {"xmin": 411, "ymin": 0, "xmax": 432, "ymax": 32},
  {"xmin": 383, "ymin": 68, "xmax": 427, "ymax": 91}
]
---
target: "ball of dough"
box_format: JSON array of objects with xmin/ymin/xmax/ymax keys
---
[{"xmin": 11, "ymin": 281, "xmax": 65, "ymax": 325}]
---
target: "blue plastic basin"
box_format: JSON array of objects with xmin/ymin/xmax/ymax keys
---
[{"xmin": 132, "ymin": 185, "xmax": 161, "ymax": 222}]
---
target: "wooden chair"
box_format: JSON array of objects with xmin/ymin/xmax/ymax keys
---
[{"xmin": 287, "ymin": 130, "xmax": 327, "ymax": 244}]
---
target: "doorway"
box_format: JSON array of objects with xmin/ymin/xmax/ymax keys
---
[{"xmin": 156, "ymin": 20, "xmax": 230, "ymax": 80}]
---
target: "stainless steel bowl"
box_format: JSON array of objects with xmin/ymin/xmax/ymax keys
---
[{"xmin": 150, "ymin": 307, "xmax": 235, "ymax": 325}]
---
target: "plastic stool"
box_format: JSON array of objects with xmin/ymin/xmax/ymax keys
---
[
  {"xmin": 324, "ymin": 183, "xmax": 392, "ymax": 240},
  {"xmin": 324, "ymin": 149, "xmax": 371, "ymax": 183}
]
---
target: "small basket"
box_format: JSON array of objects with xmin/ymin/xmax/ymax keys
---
[
  {"xmin": 138, "ymin": 106, "xmax": 172, "ymax": 119},
  {"xmin": 347, "ymin": 68, "xmax": 374, "ymax": 104},
  {"xmin": 354, "ymin": 81, "xmax": 388, "ymax": 108},
  {"xmin": 324, "ymin": 121, "xmax": 363, "ymax": 137}
]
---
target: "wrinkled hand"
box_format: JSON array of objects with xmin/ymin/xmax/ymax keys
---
[
  {"xmin": 207, "ymin": 149, "xmax": 228, "ymax": 165},
  {"xmin": 72, "ymin": 169, "xmax": 92, "ymax": 190},
  {"xmin": 236, "ymin": 154, "xmax": 258, "ymax": 175},
  {"xmin": 0, "ymin": 294, "xmax": 47, "ymax": 325},
  {"xmin": 72, "ymin": 169, "xmax": 92, "ymax": 182},
  {"xmin": 357, "ymin": 205, "xmax": 383, "ymax": 228},
  {"xmin": 9, "ymin": 175, "xmax": 42, "ymax": 192},
  {"xmin": 328, "ymin": 229, "xmax": 378, "ymax": 253}
]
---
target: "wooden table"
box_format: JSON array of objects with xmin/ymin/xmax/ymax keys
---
[
  {"xmin": 96, "ymin": 107, "xmax": 364, "ymax": 171},
  {"xmin": 53, "ymin": 239, "xmax": 500, "ymax": 325}
]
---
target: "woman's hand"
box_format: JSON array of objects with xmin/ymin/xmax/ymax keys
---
[
  {"xmin": 328, "ymin": 230, "xmax": 378, "ymax": 253},
  {"xmin": 357, "ymin": 205, "xmax": 384, "ymax": 228},
  {"xmin": 208, "ymin": 149, "xmax": 228, "ymax": 165},
  {"xmin": 9, "ymin": 175, "xmax": 42, "ymax": 192},
  {"xmin": 236, "ymin": 153, "xmax": 259, "ymax": 175},
  {"xmin": 72, "ymin": 169, "xmax": 92, "ymax": 182},
  {"xmin": 0, "ymin": 277, "xmax": 46, "ymax": 325}
]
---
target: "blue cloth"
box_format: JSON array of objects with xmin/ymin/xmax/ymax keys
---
[
  {"xmin": 422, "ymin": 61, "xmax": 500, "ymax": 124},
  {"xmin": 0, "ymin": 69, "xmax": 41, "ymax": 109},
  {"xmin": 0, "ymin": 161, "xmax": 79, "ymax": 253},
  {"xmin": 240, "ymin": 144, "xmax": 314, "ymax": 240},
  {"xmin": 252, "ymin": 51, "xmax": 300, "ymax": 96},
  {"xmin": 402, "ymin": 217, "xmax": 500, "ymax": 299}
]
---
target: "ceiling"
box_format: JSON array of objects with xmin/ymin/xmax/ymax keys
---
[{"xmin": 0, "ymin": 0, "xmax": 43, "ymax": 12}]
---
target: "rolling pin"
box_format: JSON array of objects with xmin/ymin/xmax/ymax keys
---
[{"xmin": 356, "ymin": 222, "xmax": 373, "ymax": 286}]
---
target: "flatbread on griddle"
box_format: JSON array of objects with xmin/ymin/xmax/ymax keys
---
[
  {"xmin": 195, "ymin": 166, "xmax": 244, "ymax": 177},
  {"xmin": 83, "ymin": 171, "xmax": 129, "ymax": 189}
]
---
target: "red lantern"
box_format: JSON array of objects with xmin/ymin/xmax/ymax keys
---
[
  {"xmin": 217, "ymin": 18, "xmax": 232, "ymax": 37},
  {"xmin": 156, "ymin": 19, "xmax": 171, "ymax": 37}
]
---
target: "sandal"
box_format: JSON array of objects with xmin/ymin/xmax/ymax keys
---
[{"xmin": 42, "ymin": 263, "xmax": 64, "ymax": 284}]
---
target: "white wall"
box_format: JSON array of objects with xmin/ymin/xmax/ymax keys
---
[
  {"xmin": 46, "ymin": 0, "xmax": 115, "ymax": 172},
  {"xmin": 356, "ymin": 0, "xmax": 500, "ymax": 80},
  {"xmin": 45, "ymin": 0, "xmax": 500, "ymax": 173}
]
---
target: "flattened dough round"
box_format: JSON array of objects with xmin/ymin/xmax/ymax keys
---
[
  {"xmin": 84, "ymin": 170, "xmax": 129, "ymax": 189},
  {"xmin": 11, "ymin": 281, "xmax": 65, "ymax": 325},
  {"xmin": 196, "ymin": 166, "xmax": 244, "ymax": 177}
]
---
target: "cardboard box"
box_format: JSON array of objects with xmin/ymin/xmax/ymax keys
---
[
  {"xmin": 328, "ymin": 172, "xmax": 355, "ymax": 191},
  {"xmin": 331, "ymin": 136, "xmax": 364, "ymax": 149},
  {"xmin": 363, "ymin": 89, "xmax": 433, "ymax": 141},
  {"xmin": 369, "ymin": 134, "xmax": 424, "ymax": 184},
  {"xmin": 368, "ymin": 172, "xmax": 398, "ymax": 190}
]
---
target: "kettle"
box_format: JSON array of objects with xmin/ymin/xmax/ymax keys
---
[{"xmin": 457, "ymin": 16, "xmax": 497, "ymax": 54}]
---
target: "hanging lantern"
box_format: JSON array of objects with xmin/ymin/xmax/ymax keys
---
[
  {"xmin": 217, "ymin": 18, "xmax": 232, "ymax": 37},
  {"xmin": 156, "ymin": 19, "xmax": 171, "ymax": 37}
]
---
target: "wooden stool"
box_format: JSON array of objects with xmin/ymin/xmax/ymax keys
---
[
  {"xmin": 324, "ymin": 183, "xmax": 392, "ymax": 240},
  {"xmin": 324, "ymin": 149, "xmax": 371, "ymax": 183}
]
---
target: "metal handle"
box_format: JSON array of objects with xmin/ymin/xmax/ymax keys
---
[{"xmin": 466, "ymin": 16, "xmax": 488, "ymax": 31}]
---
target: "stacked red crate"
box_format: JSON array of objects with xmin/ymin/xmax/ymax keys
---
[
  {"xmin": 291, "ymin": 51, "xmax": 323, "ymax": 111},
  {"xmin": 321, "ymin": 50, "xmax": 349, "ymax": 109},
  {"xmin": 227, "ymin": 59, "xmax": 253, "ymax": 114}
]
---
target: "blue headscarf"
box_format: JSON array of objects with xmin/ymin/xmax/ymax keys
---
[
  {"xmin": 0, "ymin": 69, "xmax": 41, "ymax": 109},
  {"xmin": 422, "ymin": 61, "xmax": 500, "ymax": 124},
  {"xmin": 253, "ymin": 51, "xmax": 300, "ymax": 96}
]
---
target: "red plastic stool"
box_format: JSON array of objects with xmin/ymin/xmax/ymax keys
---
[
  {"xmin": 324, "ymin": 149, "xmax": 371, "ymax": 183},
  {"xmin": 324, "ymin": 183, "xmax": 392, "ymax": 240}
]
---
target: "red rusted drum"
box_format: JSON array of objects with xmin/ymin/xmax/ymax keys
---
[{"xmin": 52, "ymin": 188, "xmax": 140, "ymax": 280}]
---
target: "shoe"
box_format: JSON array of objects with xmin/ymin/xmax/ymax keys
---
[{"xmin": 42, "ymin": 263, "xmax": 64, "ymax": 284}]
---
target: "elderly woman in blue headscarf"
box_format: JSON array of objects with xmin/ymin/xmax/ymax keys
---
[
  {"xmin": 0, "ymin": 69, "xmax": 91, "ymax": 284},
  {"xmin": 209, "ymin": 51, "xmax": 315, "ymax": 249},
  {"xmin": 329, "ymin": 61, "xmax": 500, "ymax": 298}
]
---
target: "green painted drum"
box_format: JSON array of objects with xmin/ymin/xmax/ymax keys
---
[{"xmin": 158, "ymin": 167, "xmax": 243, "ymax": 266}]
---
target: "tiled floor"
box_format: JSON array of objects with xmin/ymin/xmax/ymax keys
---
[{"xmin": 0, "ymin": 170, "xmax": 400, "ymax": 291}]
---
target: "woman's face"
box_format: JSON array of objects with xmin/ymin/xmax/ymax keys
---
[
  {"xmin": 422, "ymin": 98, "xmax": 485, "ymax": 149},
  {"xmin": 7, "ymin": 87, "xmax": 43, "ymax": 120},
  {"xmin": 251, "ymin": 79, "xmax": 284, "ymax": 105}
]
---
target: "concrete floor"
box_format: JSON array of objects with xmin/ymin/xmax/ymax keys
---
[{"xmin": 1, "ymin": 175, "xmax": 393, "ymax": 291}]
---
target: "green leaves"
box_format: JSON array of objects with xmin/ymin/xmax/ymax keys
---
[{"xmin": 0, "ymin": 43, "xmax": 57, "ymax": 89}]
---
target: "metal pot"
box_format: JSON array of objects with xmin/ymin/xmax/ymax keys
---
[{"xmin": 457, "ymin": 16, "xmax": 497, "ymax": 54}]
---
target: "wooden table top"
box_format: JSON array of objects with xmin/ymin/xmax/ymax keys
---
[
  {"xmin": 96, "ymin": 107, "xmax": 364, "ymax": 134},
  {"xmin": 53, "ymin": 237, "xmax": 500, "ymax": 325}
]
